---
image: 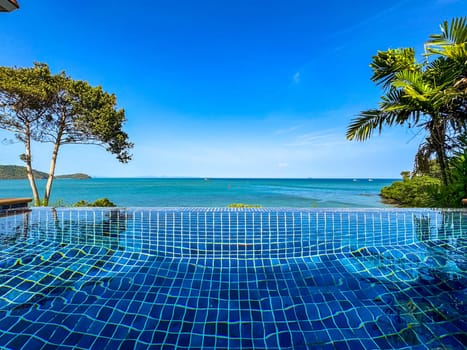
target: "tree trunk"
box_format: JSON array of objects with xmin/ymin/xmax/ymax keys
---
[
  {"xmin": 437, "ymin": 147, "xmax": 450, "ymax": 186},
  {"xmin": 43, "ymin": 131, "xmax": 62, "ymax": 206},
  {"xmin": 24, "ymin": 123, "xmax": 41, "ymax": 205},
  {"xmin": 433, "ymin": 121, "xmax": 450, "ymax": 187}
]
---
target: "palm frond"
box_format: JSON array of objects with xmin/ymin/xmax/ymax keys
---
[
  {"xmin": 369, "ymin": 48, "xmax": 419, "ymax": 89},
  {"xmin": 346, "ymin": 110, "xmax": 381, "ymax": 141},
  {"xmin": 425, "ymin": 57, "xmax": 462, "ymax": 85},
  {"xmin": 379, "ymin": 87, "xmax": 423, "ymax": 123},
  {"xmin": 426, "ymin": 17, "xmax": 467, "ymax": 59},
  {"xmin": 393, "ymin": 70, "xmax": 433, "ymax": 98},
  {"xmin": 428, "ymin": 17, "xmax": 467, "ymax": 46},
  {"xmin": 346, "ymin": 109, "xmax": 405, "ymax": 141}
]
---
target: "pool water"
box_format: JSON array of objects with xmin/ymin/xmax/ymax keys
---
[{"xmin": 0, "ymin": 208, "xmax": 465, "ymax": 349}]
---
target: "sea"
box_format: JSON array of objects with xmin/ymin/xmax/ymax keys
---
[{"xmin": 0, "ymin": 178, "xmax": 398, "ymax": 208}]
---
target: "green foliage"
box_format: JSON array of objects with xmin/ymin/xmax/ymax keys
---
[
  {"xmin": 0, "ymin": 62, "xmax": 132, "ymax": 205},
  {"xmin": 400, "ymin": 171, "xmax": 411, "ymax": 180},
  {"xmin": 414, "ymin": 154, "xmax": 443, "ymax": 179},
  {"xmin": 380, "ymin": 176, "xmax": 441, "ymax": 207},
  {"xmin": 73, "ymin": 198, "xmax": 117, "ymax": 207},
  {"xmin": 0, "ymin": 165, "xmax": 48, "ymax": 179},
  {"xmin": 0, "ymin": 63, "xmax": 56, "ymax": 129},
  {"xmin": 0, "ymin": 63, "xmax": 133, "ymax": 161},
  {"xmin": 369, "ymin": 48, "xmax": 419, "ymax": 88},
  {"xmin": 55, "ymin": 173, "xmax": 91, "ymax": 179},
  {"xmin": 72, "ymin": 200, "xmax": 89, "ymax": 207},
  {"xmin": 227, "ymin": 203, "xmax": 262, "ymax": 208},
  {"xmin": 92, "ymin": 198, "xmax": 117, "ymax": 207},
  {"xmin": 433, "ymin": 137, "xmax": 467, "ymax": 207},
  {"xmin": 426, "ymin": 17, "xmax": 467, "ymax": 61},
  {"xmin": 347, "ymin": 17, "xmax": 467, "ymax": 189},
  {"xmin": 62, "ymin": 79, "xmax": 133, "ymax": 162},
  {"xmin": 385, "ymin": 137, "xmax": 467, "ymax": 207},
  {"xmin": 0, "ymin": 165, "xmax": 90, "ymax": 180}
]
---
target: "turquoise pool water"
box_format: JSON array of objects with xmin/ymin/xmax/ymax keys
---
[{"xmin": 0, "ymin": 208, "xmax": 465, "ymax": 349}]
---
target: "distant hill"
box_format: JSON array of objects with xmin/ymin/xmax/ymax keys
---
[
  {"xmin": 0, "ymin": 165, "xmax": 91, "ymax": 179},
  {"xmin": 56, "ymin": 173, "xmax": 91, "ymax": 179}
]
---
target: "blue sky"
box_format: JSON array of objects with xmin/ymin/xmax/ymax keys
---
[{"xmin": 0, "ymin": 0, "xmax": 465, "ymax": 178}]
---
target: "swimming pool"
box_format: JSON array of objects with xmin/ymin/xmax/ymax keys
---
[{"xmin": 0, "ymin": 208, "xmax": 465, "ymax": 349}]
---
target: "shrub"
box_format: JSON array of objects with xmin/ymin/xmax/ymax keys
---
[
  {"xmin": 72, "ymin": 198, "xmax": 116, "ymax": 207},
  {"xmin": 91, "ymin": 198, "xmax": 116, "ymax": 207},
  {"xmin": 380, "ymin": 176, "xmax": 441, "ymax": 207},
  {"xmin": 227, "ymin": 203, "xmax": 262, "ymax": 208},
  {"xmin": 73, "ymin": 200, "xmax": 89, "ymax": 207}
]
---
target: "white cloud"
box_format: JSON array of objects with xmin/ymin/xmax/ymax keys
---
[
  {"xmin": 0, "ymin": 109, "xmax": 422, "ymax": 179},
  {"xmin": 285, "ymin": 130, "xmax": 346, "ymax": 148},
  {"xmin": 274, "ymin": 124, "xmax": 304, "ymax": 135},
  {"xmin": 292, "ymin": 72, "xmax": 300, "ymax": 84},
  {"xmin": 34, "ymin": 130, "xmax": 417, "ymax": 179}
]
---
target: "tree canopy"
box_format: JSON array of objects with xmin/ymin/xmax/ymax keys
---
[
  {"xmin": 347, "ymin": 17, "xmax": 467, "ymax": 195},
  {"xmin": 0, "ymin": 63, "xmax": 133, "ymax": 205}
]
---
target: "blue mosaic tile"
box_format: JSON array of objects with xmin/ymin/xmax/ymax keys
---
[{"xmin": 0, "ymin": 208, "xmax": 465, "ymax": 349}]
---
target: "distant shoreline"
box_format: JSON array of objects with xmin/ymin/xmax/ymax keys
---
[
  {"xmin": 0, "ymin": 176, "xmax": 398, "ymax": 181},
  {"xmin": 6, "ymin": 177, "xmax": 398, "ymax": 180},
  {"xmin": 0, "ymin": 165, "xmax": 91, "ymax": 180}
]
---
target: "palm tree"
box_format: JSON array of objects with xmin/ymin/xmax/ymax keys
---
[
  {"xmin": 346, "ymin": 17, "xmax": 467, "ymax": 186},
  {"xmin": 425, "ymin": 17, "xmax": 467, "ymax": 63},
  {"xmin": 426, "ymin": 17, "xmax": 467, "ymax": 138}
]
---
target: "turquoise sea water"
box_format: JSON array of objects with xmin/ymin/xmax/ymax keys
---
[{"xmin": 0, "ymin": 178, "xmax": 396, "ymax": 207}]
